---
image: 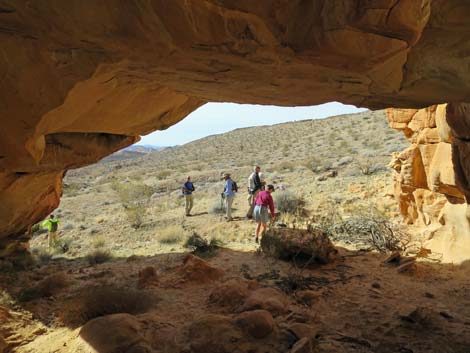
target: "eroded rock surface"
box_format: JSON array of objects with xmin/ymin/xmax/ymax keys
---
[
  {"xmin": 2, "ymin": 1, "xmax": 470, "ymax": 254},
  {"xmin": 388, "ymin": 103, "xmax": 470, "ymax": 262}
]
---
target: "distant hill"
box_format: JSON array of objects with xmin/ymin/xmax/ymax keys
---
[{"xmin": 103, "ymin": 144, "xmax": 169, "ymax": 162}]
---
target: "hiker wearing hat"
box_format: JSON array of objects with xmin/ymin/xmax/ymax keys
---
[
  {"xmin": 253, "ymin": 184, "xmax": 276, "ymax": 243},
  {"xmin": 222, "ymin": 173, "xmax": 237, "ymax": 221},
  {"xmin": 246, "ymin": 165, "xmax": 264, "ymax": 219}
]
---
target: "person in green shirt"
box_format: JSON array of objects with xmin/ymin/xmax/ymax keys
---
[{"xmin": 42, "ymin": 214, "xmax": 60, "ymax": 248}]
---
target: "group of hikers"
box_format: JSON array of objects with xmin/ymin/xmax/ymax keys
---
[
  {"xmin": 41, "ymin": 165, "xmax": 276, "ymax": 248},
  {"xmin": 182, "ymin": 165, "xmax": 276, "ymax": 243}
]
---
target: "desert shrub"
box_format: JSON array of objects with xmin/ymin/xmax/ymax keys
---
[
  {"xmin": 112, "ymin": 181, "xmax": 153, "ymax": 228},
  {"xmin": 111, "ymin": 181, "xmax": 154, "ymax": 206},
  {"xmin": 276, "ymin": 161, "xmax": 296, "ymax": 172},
  {"xmin": 52, "ymin": 237, "xmax": 73, "ymax": 254},
  {"xmin": 157, "ymin": 225, "xmax": 184, "ymax": 244},
  {"xmin": 86, "ymin": 250, "xmax": 113, "ymax": 265},
  {"xmin": 92, "ymin": 236, "xmax": 106, "ymax": 249},
  {"xmin": 18, "ymin": 273, "xmax": 69, "ymax": 302},
  {"xmin": 184, "ymin": 233, "xmax": 222, "ymax": 257},
  {"xmin": 210, "ymin": 198, "xmax": 226, "ymax": 215},
  {"xmin": 274, "ymin": 190, "xmax": 305, "ymax": 214},
  {"xmin": 59, "ymin": 285, "xmax": 155, "ymax": 326},
  {"xmin": 156, "ymin": 170, "xmax": 171, "ymax": 180}
]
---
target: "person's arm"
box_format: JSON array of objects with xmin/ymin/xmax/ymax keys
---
[{"xmin": 268, "ymin": 194, "xmax": 275, "ymax": 217}]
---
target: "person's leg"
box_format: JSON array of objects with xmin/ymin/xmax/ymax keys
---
[
  {"xmin": 260, "ymin": 222, "xmax": 267, "ymax": 238},
  {"xmin": 226, "ymin": 196, "xmax": 234, "ymax": 220},
  {"xmin": 185, "ymin": 195, "xmax": 190, "ymax": 215},
  {"xmin": 49, "ymin": 231, "xmax": 57, "ymax": 248},
  {"xmin": 255, "ymin": 222, "xmax": 262, "ymax": 242},
  {"xmin": 247, "ymin": 190, "xmax": 258, "ymax": 219},
  {"xmin": 246, "ymin": 193, "xmax": 253, "ymax": 218},
  {"xmin": 188, "ymin": 195, "xmax": 193, "ymax": 214}
]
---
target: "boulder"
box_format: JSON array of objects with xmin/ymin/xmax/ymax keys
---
[
  {"xmin": 261, "ymin": 227, "xmax": 337, "ymax": 265},
  {"xmin": 79, "ymin": 313, "xmax": 151, "ymax": 353},
  {"xmin": 238, "ymin": 287, "xmax": 289, "ymax": 316},
  {"xmin": 186, "ymin": 314, "xmax": 242, "ymax": 353},
  {"xmin": 208, "ymin": 278, "xmax": 259, "ymax": 311},
  {"xmin": 178, "ymin": 254, "xmax": 223, "ymax": 283},
  {"xmin": 234, "ymin": 310, "xmax": 275, "ymax": 339}
]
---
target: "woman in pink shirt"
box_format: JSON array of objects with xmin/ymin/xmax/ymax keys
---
[{"xmin": 253, "ymin": 184, "xmax": 276, "ymax": 243}]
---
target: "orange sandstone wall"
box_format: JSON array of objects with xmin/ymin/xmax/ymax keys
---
[{"xmin": 388, "ymin": 103, "xmax": 470, "ymax": 263}]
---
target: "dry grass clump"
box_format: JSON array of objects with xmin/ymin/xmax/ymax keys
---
[
  {"xmin": 59, "ymin": 285, "xmax": 156, "ymax": 326},
  {"xmin": 86, "ymin": 249, "xmax": 113, "ymax": 265},
  {"xmin": 157, "ymin": 225, "xmax": 185, "ymax": 244},
  {"xmin": 273, "ymin": 190, "xmax": 305, "ymax": 215},
  {"xmin": 18, "ymin": 273, "xmax": 69, "ymax": 302}
]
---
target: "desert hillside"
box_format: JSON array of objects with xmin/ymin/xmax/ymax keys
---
[{"xmin": 33, "ymin": 109, "xmax": 407, "ymax": 258}]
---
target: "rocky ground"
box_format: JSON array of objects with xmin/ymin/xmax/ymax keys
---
[
  {"xmin": 2, "ymin": 110, "xmax": 470, "ymax": 352},
  {"xmin": 2, "ymin": 246, "xmax": 470, "ymax": 352}
]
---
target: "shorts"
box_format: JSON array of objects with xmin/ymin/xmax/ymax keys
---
[{"xmin": 254, "ymin": 205, "xmax": 269, "ymax": 224}]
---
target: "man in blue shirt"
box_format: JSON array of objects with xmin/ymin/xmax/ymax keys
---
[
  {"xmin": 223, "ymin": 173, "xmax": 236, "ymax": 221},
  {"xmin": 182, "ymin": 176, "xmax": 195, "ymax": 216}
]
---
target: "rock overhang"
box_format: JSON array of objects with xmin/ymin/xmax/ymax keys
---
[{"xmin": 1, "ymin": 0, "xmax": 470, "ymax": 255}]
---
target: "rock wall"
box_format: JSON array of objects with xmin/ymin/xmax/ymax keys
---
[
  {"xmin": 2, "ymin": 1, "xmax": 470, "ymax": 255},
  {"xmin": 388, "ymin": 103, "xmax": 470, "ymax": 263}
]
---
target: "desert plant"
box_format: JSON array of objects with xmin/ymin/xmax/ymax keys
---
[
  {"xmin": 52, "ymin": 237, "xmax": 73, "ymax": 254},
  {"xmin": 86, "ymin": 250, "xmax": 113, "ymax": 265},
  {"xmin": 157, "ymin": 225, "xmax": 184, "ymax": 244},
  {"xmin": 92, "ymin": 236, "xmax": 106, "ymax": 249},
  {"xmin": 184, "ymin": 233, "xmax": 222, "ymax": 257},
  {"xmin": 273, "ymin": 190, "xmax": 305, "ymax": 214},
  {"xmin": 210, "ymin": 198, "xmax": 226, "ymax": 215},
  {"xmin": 112, "ymin": 181, "xmax": 154, "ymax": 228}
]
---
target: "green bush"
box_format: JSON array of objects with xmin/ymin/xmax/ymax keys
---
[{"xmin": 273, "ymin": 190, "xmax": 305, "ymax": 214}]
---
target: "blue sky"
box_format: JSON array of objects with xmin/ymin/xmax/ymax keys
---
[{"xmin": 138, "ymin": 101, "xmax": 367, "ymax": 146}]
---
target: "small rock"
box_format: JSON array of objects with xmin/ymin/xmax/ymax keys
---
[
  {"xmin": 234, "ymin": 310, "xmax": 274, "ymax": 339},
  {"xmin": 424, "ymin": 292, "xmax": 434, "ymax": 299},
  {"xmin": 371, "ymin": 282, "xmax": 381, "ymax": 289},
  {"xmin": 238, "ymin": 287, "xmax": 289, "ymax": 316}
]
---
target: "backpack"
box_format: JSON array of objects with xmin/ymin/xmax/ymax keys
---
[
  {"xmin": 232, "ymin": 181, "xmax": 238, "ymax": 192},
  {"xmin": 50, "ymin": 220, "xmax": 58, "ymax": 232}
]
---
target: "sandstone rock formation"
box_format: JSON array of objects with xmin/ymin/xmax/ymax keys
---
[
  {"xmin": 2, "ymin": 1, "xmax": 470, "ymax": 255},
  {"xmin": 388, "ymin": 103, "xmax": 470, "ymax": 262}
]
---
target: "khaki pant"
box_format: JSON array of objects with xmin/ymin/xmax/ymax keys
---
[
  {"xmin": 185, "ymin": 195, "xmax": 193, "ymax": 215},
  {"xmin": 48, "ymin": 231, "xmax": 57, "ymax": 248},
  {"xmin": 225, "ymin": 195, "xmax": 234, "ymax": 220},
  {"xmin": 246, "ymin": 190, "xmax": 260, "ymax": 218}
]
